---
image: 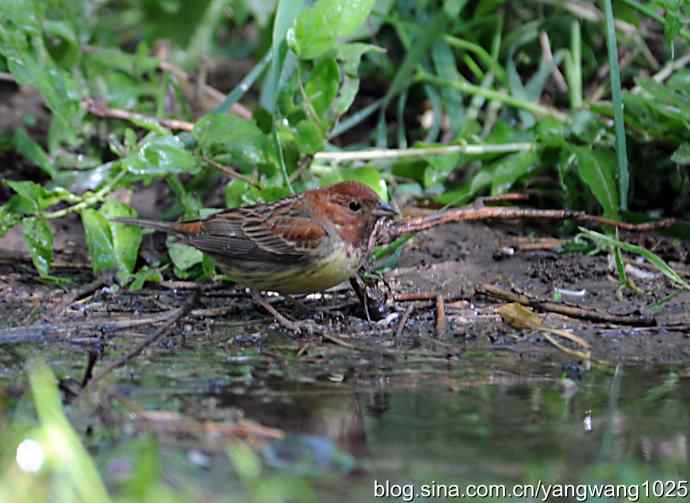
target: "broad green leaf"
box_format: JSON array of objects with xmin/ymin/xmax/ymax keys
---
[
  {"xmin": 261, "ymin": 0, "xmax": 306, "ymax": 111},
  {"xmin": 6, "ymin": 181, "xmax": 47, "ymax": 214},
  {"xmin": 304, "ymin": 57, "xmax": 340, "ymax": 118},
  {"xmin": 225, "ymin": 180, "xmax": 261, "ymax": 208},
  {"xmin": 123, "ymin": 135, "xmax": 199, "ymax": 175},
  {"xmin": 289, "ymin": 0, "xmax": 376, "ymax": 59},
  {"xmin": 194, "ymin": 115, "xmax": 273, "ymax": 171},
  {"xmin": 490, "ymin": 150, "xmax": 538, "ymax": 195},
  {"xmin": 129, "ymin": 266, "xmax": 163, "ymax": 291},
  {"xmin": 81, "ymin": 209, "xmax": 117, "ymax": 273},
  {"xmin": 100, "ymin": 200, "xmax": 142, "ymax": 278},
  {"xmin": 335, "ymin": 42, "xmax": 384, "ymax": 76},
  {"xmin": 168, "ymin": 241, "xmax": 204, "ymax": 271},
  {"xmin": 22, "ymin": 217, "xmax": 53, "ymax": 278},
  {"xmin": 573, "ymin": 146, "xmax": 619, "ymax": 219},
  {"xmin": 0, "ymin": 204, "xmax": 22, "ymax": 237},
  {"xmin": 295, "ymin": 120, "xmax": 325, "ymax": 154},
  {"xmin": 423, "ymin": 153, "xmax": 461, "ymax": 188},
  {"xmin": 434, "ymin": 169, "xmax": 495, "ymax": 206},
  {"xmin": 6, "ymin": 181, "xmax": 76, "ymax": 214}
]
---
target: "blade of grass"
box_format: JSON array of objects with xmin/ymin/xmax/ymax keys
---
[
  {"xmin": 578, "ymin": 227, "xmax": 690, "ymax": 290},
  {"xmin": 213, "ymin": 51, "xmax": 271, "ymax": 115},
  {"xmin": 619, "ymin": 0, "xmax": 690, "ymax": 43},
  {"xmin": 261, "ymin": 0, "xmax": 305, "ymax": 112},
  {"xmin": 570, "ymin": 20, "xmax": 583, "ymax": 108},
  {"xmin": 601, "ymin": 0, "xmax": 630, "ymax": 211},
  {"xmin": 418, "ymin": 70, "xmax": 569, "ymax": 122}
]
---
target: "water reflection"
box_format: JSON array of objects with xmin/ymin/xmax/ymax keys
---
[
  {"xmin": 2, "ymin": 345, "xmax": 689, "ymax": 501},
  {"xmin": 207, "ymin": 362, "xmax": 690, "ymax": 500}
]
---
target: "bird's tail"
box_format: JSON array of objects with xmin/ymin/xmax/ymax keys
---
[{"xmin": 111, "ymin": 217, "xmax": 179, "ymax": 234}]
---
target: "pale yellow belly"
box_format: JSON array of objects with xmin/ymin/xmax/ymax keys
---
[{"xmin": 216, "ymin": 246, "xmax": 363, "ymax": 295}]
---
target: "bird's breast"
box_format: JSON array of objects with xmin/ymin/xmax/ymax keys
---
[{"xmin": 214, "ymin": 241, "xmax": 364, "ymax": 295}]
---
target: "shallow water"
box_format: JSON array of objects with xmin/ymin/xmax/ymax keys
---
[{"xmin": 2, "ymin": 341, "xmax": 689, "ymax": 501}]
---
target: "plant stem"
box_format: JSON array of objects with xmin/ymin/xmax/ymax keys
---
[
  {"xmin": 417, "ymin": 70, "xmax": 569, "ymax": 122},
  {"xmin": 443, "ymin": 35, "xmax": 507, "ymax": 84},
  {"xmin": 601, "ymin": 0, "xmax": 630, "ymax": 211},
  {"xmin": 43, "ymin": 169, "xmax": 127, "ymax": 219},
  {"xmin": 313, "ymin": 143, "xmax": 534, "ymax": 164},
  {"xmin": 273, "ymin": 127, "xmax": 294, "ymax": 194}
]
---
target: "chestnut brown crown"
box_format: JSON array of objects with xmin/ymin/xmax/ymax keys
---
[{"xmin": 304, "ymin": 181, "xmax": 397, "ymax": 247}]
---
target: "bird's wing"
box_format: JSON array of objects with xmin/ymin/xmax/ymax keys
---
[{"xmin": 178, "ymin": 198, "xmax": 328, "ymax": 264}]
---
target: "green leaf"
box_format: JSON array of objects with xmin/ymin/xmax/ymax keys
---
[
  {"xmin": 129, "ymin": 266, "xmax": 163, "ymax": 291},
  {"xmin": 168, "ymin": 241, "xmax": 204, "ymax": 271},
  {"xmin": 335, "ymin": 43, "xmax": 384, "ymax": 76},
  {"xmin": 289, "ymin": 0, "xmax": 377, "ymax": 59},
  {"xmin": 194, "ymin": 115, "xmax": 273, "ymax": 171},
  {"xmin": 573, "ymin": 146, "xmax": 619, "ymax": 219},
  {"xmin": 123, "ymin": 135, "xmax": 199, "ymax": 176},
  {"xmin": 22, "ymin": 217, "xmax": 53, "ymax": 278},
  {"xmin": 100, "ymin": 200, "xmax": 142, "ymax": 279},
  {"xmin": 6, "ymin": 180, "xmax": 46, "ymax": 214},
  {"xmin": 81, "ymin": 209, "xmax": 117, "ymax": 274},
  {"xmin": 261, "ymin": 0, "xmax": 306, "ymax": 111},
  {"xmin": 423, "ymin": 153, "xmax": 461, "ymax": 188},
  {"xmin": 295, "ymin": 120, "xmax": 325, "ymax": 154},
  {"xmin": 578, "ymin": 228, "xmax": 690, "ymax": 290},
  {"xmin": 304, "ymin": 57, "xmax": 340, "ymax": 118},
  {"xmin": 14, "ymin": 128, "xmax": 57, "ymax": 178},
  {"xmin": 0, "ymin": 203, "xmax": 22, "ymax": 237},
  {"xmin": 225, "ymin": 180, "xmax": 261, "ymax": 208},
  {"xmin": 490, "ymin": 150, "xmax": 538, "ymax": 195},
  {"xmin": 5, "ymin": 181, "xmax": 76, "ymax": 215}
]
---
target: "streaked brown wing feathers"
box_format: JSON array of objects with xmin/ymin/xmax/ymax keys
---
[{"xmin": 177, "ymin": 198, "xmax": 327, "ymax": 263}]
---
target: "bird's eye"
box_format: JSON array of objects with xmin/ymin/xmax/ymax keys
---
[{"xmin": 348, "ymin": 200, "xmax": 362, "ymax": 212}]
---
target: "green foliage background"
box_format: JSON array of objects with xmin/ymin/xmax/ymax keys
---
[{"xmin": 0, "ymin": 0, "xmax": 689, "ymax": 284}]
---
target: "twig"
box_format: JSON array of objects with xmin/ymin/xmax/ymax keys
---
[
  {"xmin": 57, "ymin": 272, "xmax": 114, "ymax": 313},
  {"xmin": 202, "ymin": 156, "xmax": 261, "ymax": 187},
  {"xmin": 378, "ymin": 206, "xmax": 678, "ymax": 245},
  {"xmin": 83, "ymin": 97, "xmax": 194, "ymax": 131},
  {"xmin": 86, "ymin": 291, "xmax": 199, "ymax": 386},
  {"xmin": 540, "ymin": 31, "xmax": 568, "ymax": 93},
  {"xmin": 435, "ymin": 295, "xmax": 446, "ymax": 336},
  {"xmin": 395, "ymin": 304, "xmax": 415, "ymax": 337},
  {"xmin": 313, "ymin": 142, "xmax": 534, "ymax": 164},
  {"xmin": 157, "ymin": 60, "xmax": 252, "ymax": 119},
  {"xmin": 631, "ymin": 51, "xmax": 690, "ymax": 94},
  {"xmin": 43, "ymin": 169, "xmax": 127, "ymax": 219},
  {"xmin": 478, "ymin": 283, "xmax": 655, "ymax": 326}
]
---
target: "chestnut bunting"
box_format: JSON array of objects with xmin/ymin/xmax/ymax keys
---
[{"xmin": 114, "ymin": 181, "xmax": 396, "ymax": 328}]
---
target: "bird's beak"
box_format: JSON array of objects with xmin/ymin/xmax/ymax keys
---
[{"xmin": 373, "ymin": 201, "xmax": 398, "ymax": 217}]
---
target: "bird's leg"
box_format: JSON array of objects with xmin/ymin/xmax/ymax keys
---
[
  {"xmin": 350, "ymin": 276, "xmax": 371, "ymax": 321},
  {"xmin": 350, "ymin": 273, "xmax": 390, "ymax": 321},
  {"xmin": 249, "ymin": 290, "xmax": 321, "ymax": 334}
]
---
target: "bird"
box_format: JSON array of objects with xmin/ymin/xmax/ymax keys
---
[{"xmin": 113, "ymin": 181, "xmax": 397, "ymax": 332}]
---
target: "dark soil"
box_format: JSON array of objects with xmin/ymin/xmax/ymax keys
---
[{"xmin": 2, "ymin": 218, "xmax": 690, "ymax": 387}]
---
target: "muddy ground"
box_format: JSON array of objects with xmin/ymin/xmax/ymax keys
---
[{"xmin": 2, "ymin": 217, "xmax": 689, "ymax": 385}]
